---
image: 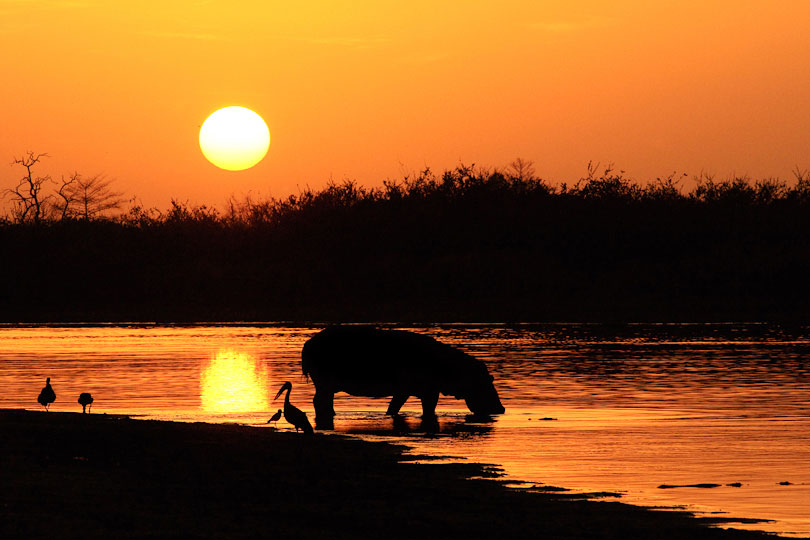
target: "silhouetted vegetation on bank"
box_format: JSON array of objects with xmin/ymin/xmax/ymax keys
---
[{"xmin": 2, "ymin": 163, "xmax": 810, "ymax": 322}]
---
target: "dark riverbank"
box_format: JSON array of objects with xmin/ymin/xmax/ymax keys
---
[{"xmin": 0, "ymin": 409, "xmax": 775, "ymax": 539}]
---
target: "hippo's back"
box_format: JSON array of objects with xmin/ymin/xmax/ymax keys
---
[{"xmin": 302, "ymin": 326, "xmax": 460, "ymax": 397}]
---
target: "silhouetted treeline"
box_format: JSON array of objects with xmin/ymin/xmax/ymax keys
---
[{"xmin": 2, "ymin": 163, "xmax": 810, "ymax": 322}]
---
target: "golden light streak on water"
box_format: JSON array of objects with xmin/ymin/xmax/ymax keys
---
[{"xmin": 200, "ymin": 349, "xmax": 270, "ymax": 412}]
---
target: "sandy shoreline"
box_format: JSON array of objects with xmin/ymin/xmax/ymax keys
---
[{"xmin": 1, "ymin": 409, "xmax": 775, "ymax": 539}]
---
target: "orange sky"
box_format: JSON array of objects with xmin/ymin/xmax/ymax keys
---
[{"xmin": 2, "ymin": 1, "xmax": 809, "ymax": 209}]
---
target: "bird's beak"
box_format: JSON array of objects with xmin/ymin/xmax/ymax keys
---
[{"xmin": 274, "ymin": 387, "xmax": 284, "ymax": 400}]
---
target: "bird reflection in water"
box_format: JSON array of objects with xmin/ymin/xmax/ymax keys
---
[{"xmin": 200, "ymin": 349, "xmax": 270, "ymax": 412}]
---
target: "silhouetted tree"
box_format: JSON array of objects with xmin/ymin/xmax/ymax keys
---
[
  {"xmin": 52, "ymin": 172, "xmax": 81, "ymax": 220},
  {"xmin": 790, "ymin": 167, "xmax": 810, "ymax": 202},
  {"xmin": 68, "ymin": 174, "xmax": 125, "ymax": 219},
  {"xmin": 507, "ymin": 158, "xmax": 536, "ymax": 181},
  {"xmin": 4, "ymin": 154, "xmax": 125, "ymax": 222},
  {"xmin": 4, "ymin": 152, "xmax": 51, "ymax": 224}
]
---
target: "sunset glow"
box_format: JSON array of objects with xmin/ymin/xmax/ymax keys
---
[
  {"xmin": 5, "ymin": 3, "xmax": 810, "ymax": 536},
  {"xmin": 2, "ymin": 1, "xmax": 808, "ymax": 208}
]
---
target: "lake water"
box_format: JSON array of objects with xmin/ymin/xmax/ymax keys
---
[{"xmin": 1, "ymin": 323, "xmax": 808, "ymax": 537}]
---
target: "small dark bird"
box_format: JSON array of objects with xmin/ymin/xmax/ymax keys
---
[
  {"xmin": 274, "ymin": 382, "xmax": 313, "ymax": 434},
  {"xmin": 78, "ymin": 392, "xmax": 94, "ymax": 414},
  {"xmin": 267, "ymin": 408, "xmax": 282, "ymax": 426},
  {"xmin": 37, "ymin": 377, "xmax": 56, "ymax": 411}
]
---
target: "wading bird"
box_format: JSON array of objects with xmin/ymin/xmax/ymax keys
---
[
  {"xmin": 274, "ymin": 382, "xmax": 313, "ymax": 434},
  {"xmin": 267, "ymin": 408, "xmax": 282, "ymax": 426},
  {"xmin": 78, "ymin": 392, "xmax": 94, "ymax": 413},
  {"xmin": 37, "ymin": 377, "xmax": 56, "ymax": 411}
]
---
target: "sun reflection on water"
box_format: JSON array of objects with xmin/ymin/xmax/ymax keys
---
[{"xmin": 200, "ymin": 349, "xmax": 270, "ymax": 412}]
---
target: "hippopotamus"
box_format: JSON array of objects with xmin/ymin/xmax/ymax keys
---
[{"xmin": 301, "ymin": 326, "xmax": 505, "ymax": 429}]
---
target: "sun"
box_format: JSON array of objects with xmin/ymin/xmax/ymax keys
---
[{"xmin": 199, "ymin": 106, "xmax": 270, "ymax": 171}]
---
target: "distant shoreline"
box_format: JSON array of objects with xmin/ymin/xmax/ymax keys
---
[
  {"xmin": 2, "ymin": 170, "xmax": 810, "ymax": 324},
  {"xmin": 0, "ymin": 320, "xmax": 805, "ymax": 328},
  {"xmin": 1, "ymin": 409, "xmax": 774, "ymax": 539}
]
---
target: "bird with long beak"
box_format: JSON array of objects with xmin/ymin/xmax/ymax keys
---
[{"xmin": 274, "ymin": 382, "xmax": 314, "ymax": 434}]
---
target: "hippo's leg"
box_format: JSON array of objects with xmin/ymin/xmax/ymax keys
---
[
  {"xmin": 386, "ymin": 394, "xmax": 409, "ymax": 415},
  {"xmin": 420, "ymin": 391, "xmax": 439, "ymax": 418},
  {"xmin": 313, "ymin": 389, "xmax": 335, "ymax": 430}
]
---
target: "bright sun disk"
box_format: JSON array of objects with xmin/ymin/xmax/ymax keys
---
[{"xmin": 199, "ymin": 106, "xmax": 270, "ymax": 171}]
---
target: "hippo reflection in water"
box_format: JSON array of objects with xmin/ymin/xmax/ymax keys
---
[{"xmin": 302, "ymin": 326, "xmax": 505, "ymax": 429}]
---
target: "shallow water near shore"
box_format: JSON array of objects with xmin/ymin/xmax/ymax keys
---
[{"xmin": 1, "ymin": 323, "xmax": 808, "ymax": 537}]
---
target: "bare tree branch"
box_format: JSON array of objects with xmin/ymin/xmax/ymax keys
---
[
  {"xmin": 3, "ymin": 152, "xmax": 52, "ymax": 224},
  {"xmin": 71, "ymin": 174, "xmax": 126, "ymax": 219},
  {"xmin": 3, "ymin": 153, "xmax": 126, "ymax": 222},
  {"xmin": 52, "ymin": 172, "xmax": 81, "ymax": 220},
  {"xmin": 507, "ymin": 158, "xmax": 536, "ymax": 182}
]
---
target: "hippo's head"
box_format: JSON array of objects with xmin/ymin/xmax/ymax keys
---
[
  {"xmin": 463, "ymin": 373, "xmax": 505, "ymax": 415},
  {"xmin": 438, "ymin": 345, "xmax": 505, "ymax": 416}
]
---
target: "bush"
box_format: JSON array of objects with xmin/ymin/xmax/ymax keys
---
[{"xmin": 1, "ymin": 163, "xmax": 809, "ymax": 322}]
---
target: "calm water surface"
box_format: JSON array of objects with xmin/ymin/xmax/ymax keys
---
[{"xmin": 1, "ymin": 324, "xmax": 808, "ymax": 537}]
